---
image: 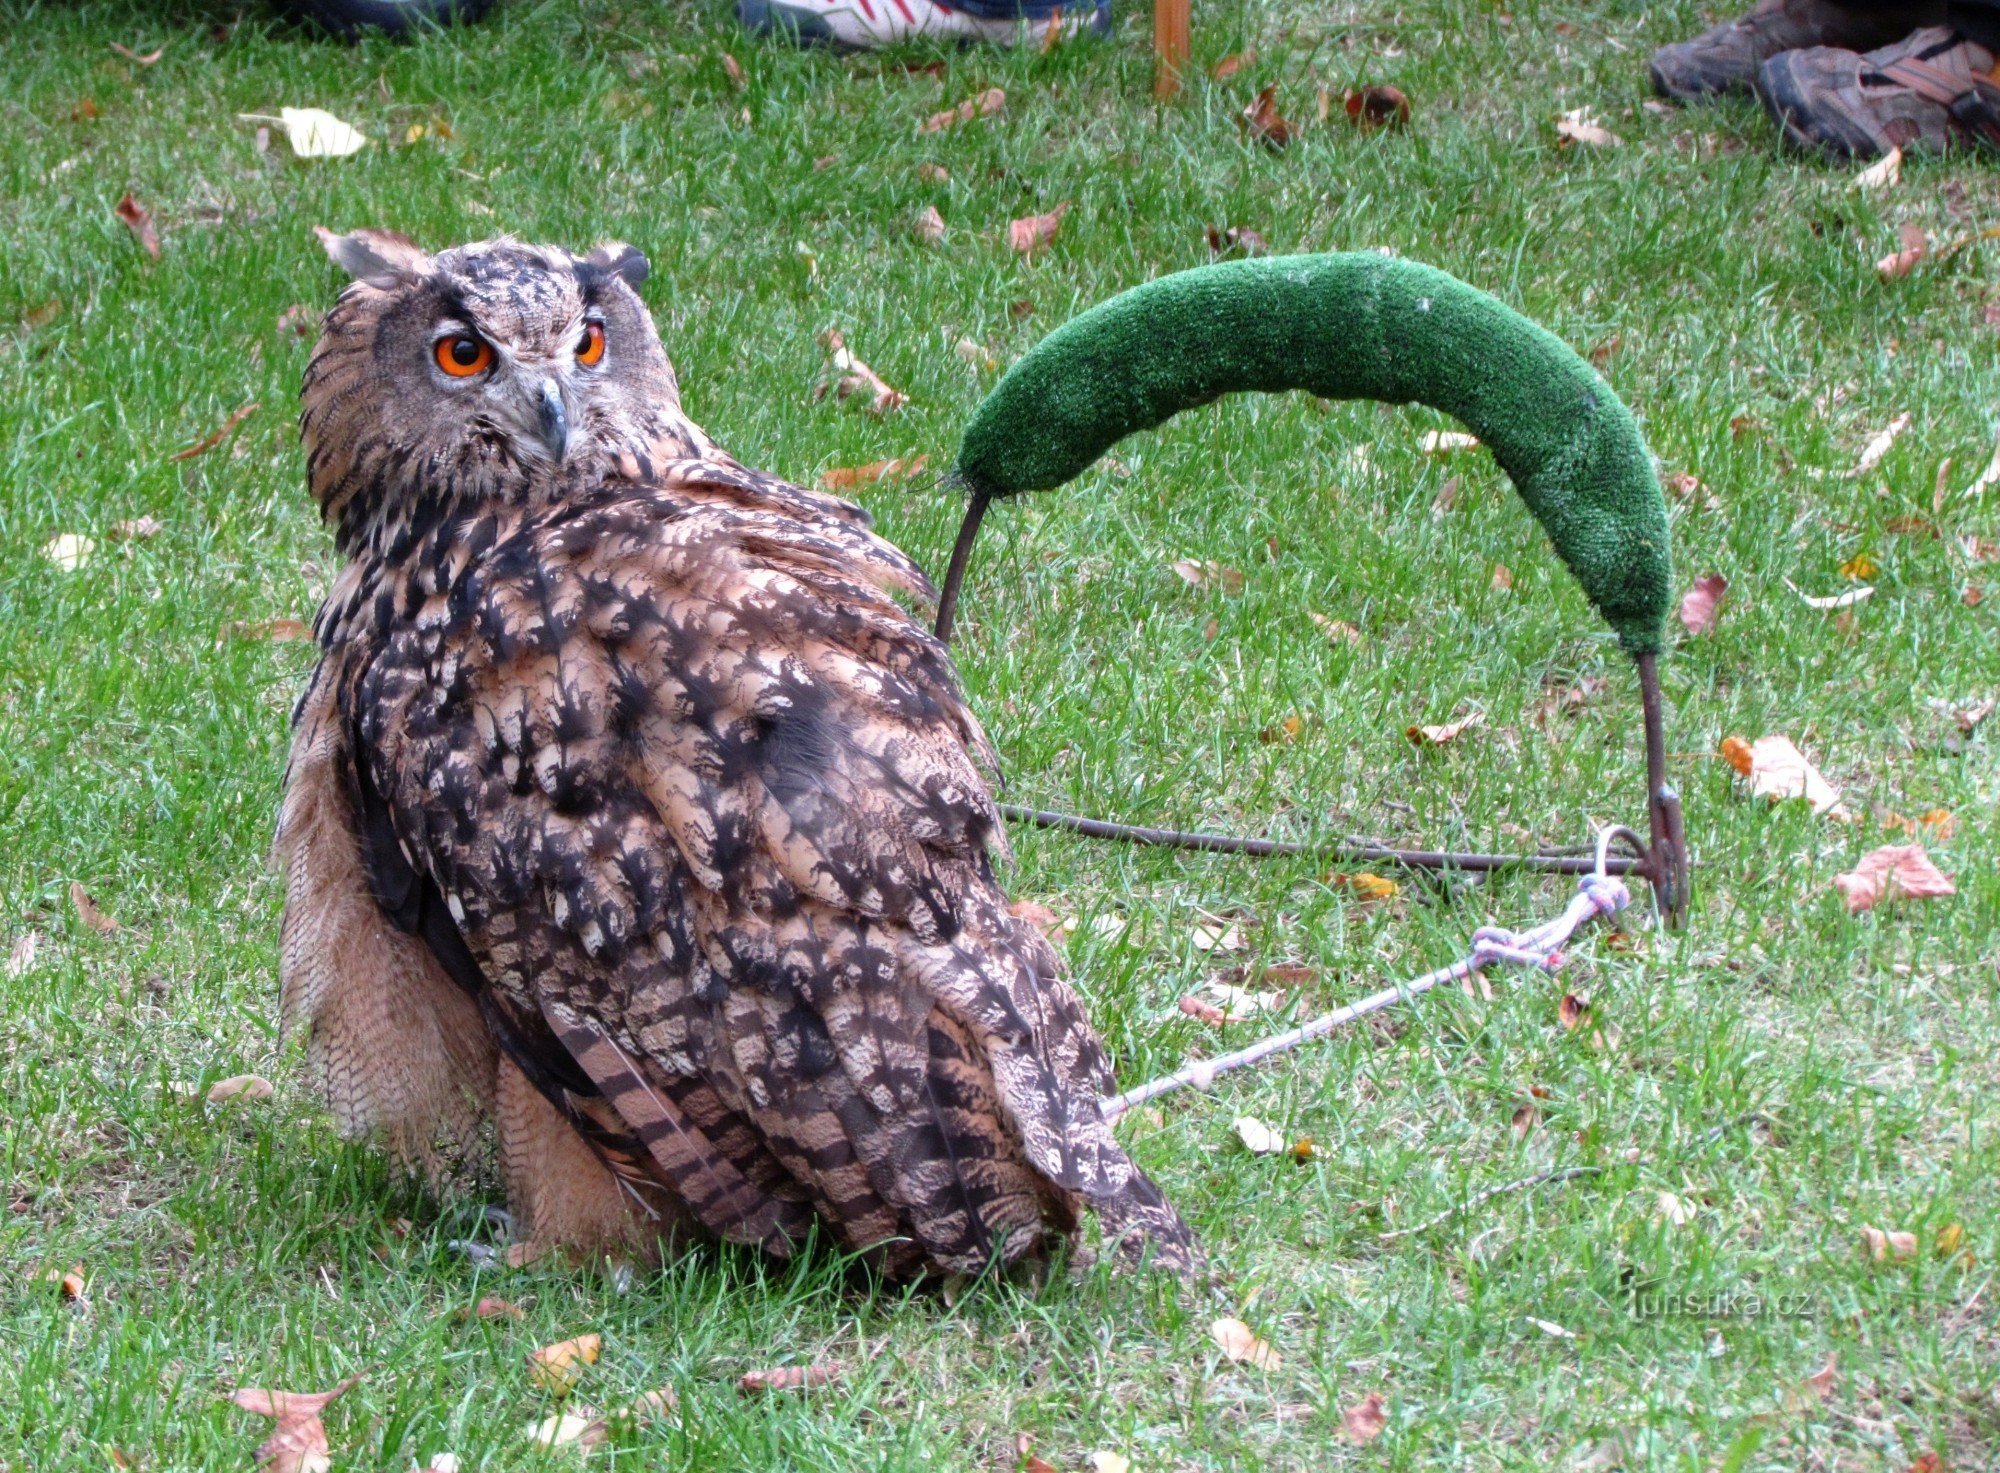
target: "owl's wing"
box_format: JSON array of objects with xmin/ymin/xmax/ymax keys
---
[{"xmin": 350, "ymin": 464, "xmax": 1197, "ymax": 1275}]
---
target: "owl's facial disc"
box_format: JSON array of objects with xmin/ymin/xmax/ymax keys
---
[{"xmin": 428, "ymin": 310, "xmax": 607, "ymax": 465}]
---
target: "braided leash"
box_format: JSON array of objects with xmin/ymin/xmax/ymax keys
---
[{"xmin": 1100, "ymin": 841, "xmax": 1631, "ymax": 1122}]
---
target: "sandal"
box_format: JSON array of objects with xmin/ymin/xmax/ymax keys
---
[{"xmin": 1757, "ymin": 25, "xmax": 2000, "ymax": 157}]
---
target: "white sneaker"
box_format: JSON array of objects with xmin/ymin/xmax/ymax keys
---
[{"xmin": 738, "ymin": 0, "xmax": 1108, "ymax": 49}]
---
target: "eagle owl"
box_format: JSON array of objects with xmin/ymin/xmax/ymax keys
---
[{"xmin": 275, "ymin": 229, "xmax": 1199, "ymax": 1279}]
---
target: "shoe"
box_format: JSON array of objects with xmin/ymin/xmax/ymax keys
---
[
  {"xmin": 1758, "ymin": 25, "xmax": 2000, "ymax": 157},
  {"xmin": 1648, "ymin": 0, "xmax": 1942, "ymax": 101},
  {"xmin": 739, "ymin": 0, "xmax": 1107, "ymax": 48}
]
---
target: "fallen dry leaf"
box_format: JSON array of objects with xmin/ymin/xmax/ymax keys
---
[
  {"xmin": 1853, "ymin": 411, "xmax": 1912, "ymax": 476},
  {"xmin": 1525, "ymin": 1315, "xmax": 1578, "ymax": 1338},
  {"xmin": 226, "ymin": 617, "xmax": 313, "ymax": 642},
  {"xmin": 1804, "ymin": 1352, "xmax": 1839, "ymax": 1400},
  {"xmin": 1876, "ymin": 223, "xmax": 1927, "ymax": 281},
  {"xmin": 110, "ymin": 41, "xmax": 165, "ymax": 64},
  {"xmin": 241, "ymin": 107, "xmax": 368, "ymax": 158},
  {"xmin": 1929, "ymin": 695, "xmax": 1995, "ymax": 733},
  {"xmin": 1510, "ymin": 1102, "xmax": 1538, "ymax": 1140},
  {"xmin": 1234, "ymin": 1116, "xmax": 1288, "ymax": 1155},
  {"xmin": 818, "ymin": 455, "xmax": 926, "ymax": 491},
  {"xmin": 472, "ymin": 1296, "xmax": 525, "ymax": 1321},
  {"xmin": 911, "ymin": 205, "xmax": 946, "ymax": 245},
  {"xmin": 738, "ymin": 1359, "xmax": 843, "ymax": 1394},
  {"xmin": 170, "ymin": 402, "xmax": 258, "ymax": 461},
  {"xmin": 1170, "ymin": 558, "xmax": 1244, "ymax": 594},
  {"xmin": 1205, "ymin": 225, "xmax": 1270, "ymax": 257},
  {"xmin": 71, "ymin": 98, "xmax": 100, "ymax": 121},
  {"xmin": 71, "ymin": 881, "xmax": 120, "ymax": 934},
  {"xmin": 1210, "ymin": 49, "xmax": 1255, "ymax": 79},
  {"xmin": 720, "ymin": 51, "xmax": 746, "ymax": 89},
  {"xmin": 1555, "ymin": 108, "xmax": 1621, "ymax": 148},
  {"xmin": 1087, "ymin": 1454, "xmax": 1130, "ymax": 1473},
  {"xmin": 22, "ymin": 297, "xmax": 62, "ymax": 329},
  {"xmin": 1343, "ymin": 85, "xmax": 1410, "ymax": 130},
  {"xmin": 919, "ymin": 87, "xmax": 1004, "ymax": 133},
  {"xmin": 816, "ymin": 329, "xmax": 906, "ymax": 416},
  {"xmin": 1406, "ymin": 713, "xmax": 1484, "ymax": 748},
  {"xmin": 6, "ymin": 931, "xmax": 42, "ymax": 978},
  {"xmin": 1839, "ymin": 551, "xmax": 1879, "ymax": 581},
  {"xmin": 109, "ymin": 515, "xmax": 162, "ymax": 542},
  {"xmin": 1727, "ymin": 734, "xmax": 1845, "ymax": 816},
  {"xmin": 1331, "ymin": 871, "xmax": 1399, "ymax": 901},
  {"xmin": 1854, "ymin": 145, "xmax": 1902, "ymax": 191},
  {"xmin": 230, "ymin": 1374, "xmax": 361, "ymax": 1473},
  {"xmin": 915, "ymin": 161, "xmax": 949, "ymax": 184},
  {"xmin": 1677, "ymin": 573, "xmax": 1727, "ymax": 634},
  {"xmin": 1007, "ymin": 202, "xmax": 1070, "ymax": 255},
  {"xmin": 1342, "ymin": 1391, "xmax": 1388, "ymax": 1443},
  {"xmin": 114, "ymin": 194, "xmax": 160, "ymax": 259},
  {"xmin": 1936, "ymin": 1222, "xmax": 1966, "ymax": 1256},
  {"xmin": 1489, "ymin": 563, "xmax": 1514, "ymax": 591},
  {"xmin": 1589, "ymin": 331, "xmax": 1623, "ymax": 367},
  {"xmin": 277, "ymin": 304, "xmax": 319, "ymax": 337},
  {"xmin": 1833, "ymin": 844, "xmax": 1954, "ymax": 915},
  {"xmin": 43, "ymin": 1263, "xmax": 86, "ymax": 1300},
  {"xmin": 525, "ymin": 1411, "xmax": 604, "ymax": 1450},
  {"xmin": 1785, "ymin": 577, "xmax": 1874, "ymax": 611},
  {"xmin": 1240, "ymin": 84, "xmax": 1295, "ymax": 148},
  {"xmin": 1210, "ymin": 1316, "xmax": 1281, "ymax": 1370},
  {"xmin": 1421, "ymin": 429, "xmax": 1480, "ymax": 455},
  {"xmin": 1259, "ymin": 713, "xmax": 1308, "ymax": 744},
  {"xmin": 1310, "ymin": 611, "xmax": 1363, "ymax": 644},
  {"xmin": 1655, "ymin": 1191, "xmax": 1693, "ymax": 1226},
  {"xmin": 42, "ymin": 533, "xmax": 94, "ymax": 571},
  {"xmin": 1558, "ymin": 992, "xmax": 1590, "ymax": 1030},
  {"xmin": 1178, "ymin": 993, "xmax": 1228, "ymax": 1025},
  {"xmin": 528, "ymin": 1333, "xmax": 601, "ymax": 1394},
  {"xmin": 207, "ymin": 1074, "xmax": 275, "ymax": 1103},
  {"xmin": 1861, "ymin": 1224, "xmax": 1918, "ymax": 1260}
]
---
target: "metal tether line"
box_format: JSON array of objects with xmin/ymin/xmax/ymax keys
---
[{"xmin": 931, "ymin": 488, "xmax": 1688, "ymax": 924}]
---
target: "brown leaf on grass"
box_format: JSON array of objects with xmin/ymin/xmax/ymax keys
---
[
  {"xmin": 528, "ymin": 1333, "xmax": 601, "ymax": 1394},
  {"xmin": 23, "ymin": 297, "xmax": 62, "ymax": 329},
  {"xmin": 1555, "ymin": 108, "xmax": 1622, "ymax": 147},
  {"xmin": 114, "ymin": 193, "xmax": 161, "ymax": 260},
  {"xmin": 1588, "ymin": 331, "xmax": 1623, "ymax": 367},
  {"xmin": 1406, "ymin": 713, "xmax": 1484, "ymax": 747},
  {"xmin": 1330, "ymin": 871, "xmax": 1399, "ymax": 901},
  {"xmin": 1876, "ymin": 223, "xmax": 1928, "ymax": 281},
  {"xmin": 1234, "ymin": 1115, "xmax": 1288, "ymax": 1155},
  {"xmin": 1205, "ymin": 225, "xmax": 1269, "ymax": 257},
  {"xmin": 1929, "ymin": 695, "xmax": 1996, "ymax": 733},
  {"xmin": 1677, "ymin": 573, "xmax": 1727, "ymax": 634},
  {"xmin": 1853, "ymin": 411, "xmax": 1912, "ymax": 476},
  {"xmin": 911, "ymin": 205, "xmax": 946, "ymax": 244},
  {"xmin": 1343, "ymin": 85, "xmax": 1410, "ymax": 130},
  {"xmin": 225, "ymin": 617, "xmax": 312, "ymax": 642},
  {"xmin": 1210, "ymin": 1316, "xmax": 1281, "ymax": 1369},
  {"xmin": 1908, "ymin": 1452, "xmax": 1945, "ymax": 1473},
  {"xmin": 1342, "ymin": 1391, "xmax": 1388, "ymax": 1443},
  {"xmin": 1839, "ymin": 552, "xmax": 1879, "ymax": 581},
  {"xmin": 1178, "ymin": 993, "xmax": 1228, "ymax": 1025},
  {"xmin": 472, "ymin": 1296, "xmax": 525, "ymax": 1321},
  {"xmin": 110, "ymin": 41, "xmax": 165, "ymax": 64},
  {"xmin": 818, "ymin": 455, "xmax": 927, "ymax": 491},
  {"xmin": 71, "ymin": 98, "xmax": 100, "ymax": 122},
  {"xmin": 1210, "ymin": 49, "xmax": 1255, "ymax": 78},
  {"xmin": 915, "ymin": 161, "xmax": 949, "ymax": 184},
  {"xmin": 1432, "ymin": 475, "xmax": 1462, "ymax": 515},
  {"xmin": 1861, "ymin": 1224, "xmax": 1918, "ymax": 1260},
  {"xmin": 738, "ymin": 1359, "xmax": 843, "ymax": 1394},
  {"xmin": 919, "ymin": 87, "xmax": 1004, "ymax": 133},
  {"xmin": 1510, "ymin": 1103, "xmax": 1538, "ymax": 1141},
  {"xmin": 1421, "ymin": 429, "xmax": 1480, "ymax": 454},
  {"xmin": 170, "ymin": 402, "xmax": 258, "ymax": 461},
  {"xmin": 816, "ymin": 330, "xmax": 906, "ymax": 416},
  {"xmin": 1240, "ymin": 85, "xmax": 1295, "ymax": 148},
  {"xmin": 1558, "ymin": 993, "xmax": 1590, "ymax": 1030},
  {"xmin": 1007, "ymin": 202, "xmax": 1070, "ymax": 255},
  {"xmin": 1936, "ymin": 1222, "xmax": 1966, "ymax": 1256},
  {"xmin": 1803, "ymin": 1352, "xmax": 1839, "ymax": 1400},
  {"xmin": 1833, "ymin": 844, "xmax": 1954, "ymax": 915},
  {"xmin": 6, "ymin": 931, "xmax": 42, "ymax": 978},
  {"xmin": 1723, "ymin": 734, "xmax": 1845, "ymax": 816},
  {"xmin": 1088, "ymin": 1455, "xmax": 1131, "ymax": 1473},
  {"xmin": 719, "ymin": 51, "xmax": 746, "ymax": 89},
  {"xmin": 1854, "ymin": 145, "xmax": 1902, "ymax": 191},
  {"xmin": 70, "ymin": 881, "xmax": 121, "ymax": 935},
  {"xmin": 42, "ymin": 1263, "xmax": 86, "ymax": 1300},
  {"xmin": 109, "ymin": 515, "xmax": 162, "ymax": 542},
  {"xmin": 277, "ymin": 304, "xmax": 319, "ymax": 337},
  {"xmin": 229, "ymin": 1374, "xmax": 361, "ymax": 1473},
  {"xmin": 1489, "ymin": 563, "xmax": 1514, "ymax": 591},
  {"xmin": 1310, "ymin": 611, "xmax": 1362, "ymax": 644},
  {"xmin": 1170, "ymin": 558, "xmax": 1244, "ymax": 594},
  {"xmin": 1006, "ymin": 899, "xmax": 1063, "ymax": 938},
  {"xmin": 207, "ymin": 1074, "xmax": 274, "ymax": 1103}
]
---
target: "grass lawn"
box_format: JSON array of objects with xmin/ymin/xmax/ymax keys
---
[{"xmin": 3, "ymin": 0, "xmax": 1998, "ymax": 1466}]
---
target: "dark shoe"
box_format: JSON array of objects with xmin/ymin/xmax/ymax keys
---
[
  {"xmin": 1649, "ymin": 0, "xmax": 1943, "ymax": 101},
  {"xmin": 1758, "ymin": 26, "xmax": 2000, "ymax": 158}
]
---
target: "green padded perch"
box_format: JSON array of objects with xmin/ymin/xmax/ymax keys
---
[{"xmin": 951, "ymin": 252, "xmax": 1673, "ymax": 657}]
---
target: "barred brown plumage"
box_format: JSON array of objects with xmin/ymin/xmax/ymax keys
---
[{"xmin": 274, "ymin": 230, "xmax": 1200, "ymax": 1279}]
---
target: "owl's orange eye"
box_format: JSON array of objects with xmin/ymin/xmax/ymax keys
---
[
  {"xmin": 576, "ymin": 321, "xmax": 606, "ymax": 367},
  {"xmin": 435, "ymin": 334, "xmax": 493, "ymax": 378}
]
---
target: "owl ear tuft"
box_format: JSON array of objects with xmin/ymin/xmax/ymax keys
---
[
  {"xmin": 586, "ymin": 241, "xmax": 650, "ymax": 289},
  {"xmin": 315, "ymin": 226, "xmax": 430, "ymax": 283}
]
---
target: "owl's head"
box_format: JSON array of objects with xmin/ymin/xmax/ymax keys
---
[{"xmin": 302, "ymin": 230, "xmax": 705, "ymax": 558}]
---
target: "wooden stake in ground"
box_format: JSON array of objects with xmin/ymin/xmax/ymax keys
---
[{"xmin": 1153, "ymin": 0, "xmax": 1190, "ymax": 99}]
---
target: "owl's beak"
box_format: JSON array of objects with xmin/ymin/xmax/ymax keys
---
[{"xmin": 536, "ymin": 379, "xmax": 569, "ymax": 464}]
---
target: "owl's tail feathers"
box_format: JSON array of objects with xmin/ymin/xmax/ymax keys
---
[{"xmin": 1090, "ymin": 1157, "xmax": 1204, "ymax": 1276}]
